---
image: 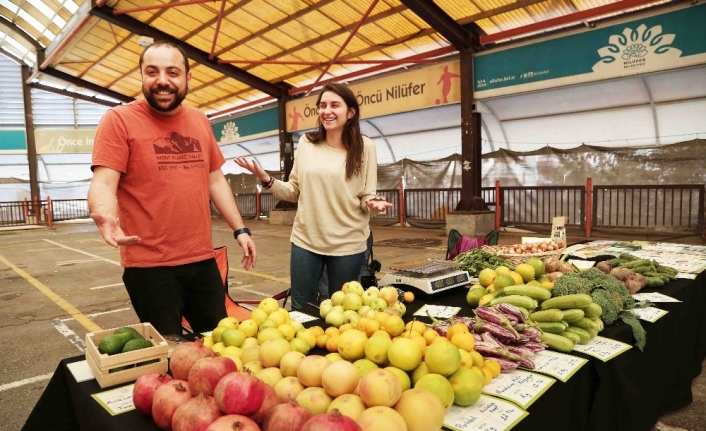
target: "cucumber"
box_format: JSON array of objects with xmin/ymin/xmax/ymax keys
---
[
  {"xmin": 572, "ymin": 317, "xmax": 598, "ymax": 332},
  {"xmin": 564, "ymin": 326, "xmax": 593, "ymax": 344},
  {"xmin": 489, "ymin": 295, "xmax": 538, "ymax": 310},
  {"xmin": 583, "ymin": 302, "xmax": 603, "ymax": 319},
  {"xmin": 529, "ymin": 309, "xmax": 564, "ymax": 322},
  {"xmin": 561, "ymin": 331, "xmax": 581, "ymax": 344},
  {"xmin": 499, "ymin": 285, "xmax": 552, "ymax": 301},
  {"xmin": 561, "ymin": 309, "xmax": 585, "ymax": 323},
  {"xmin": 539, "ymin": 332, "xmax": 575, "ymax": 353},
  {"xmin": 537, "ymin": 321, "xmax": 568, "ymax": 334},
  {"xmin": 540, "ymin": 294, "xmax": 593, "ymax": 310}
]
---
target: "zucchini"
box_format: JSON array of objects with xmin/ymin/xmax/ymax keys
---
[
  {"xmin": 572, "ymin": 317, "xmax": 598, "ymax": 331},
  {"xmin": 564, "ymin": 326, "xmax": 592, "ymax": 344},
  {"xmin": 646, "ymin": 277, "xmax": 665, "ymax": 288},
  {"xmin": 499, "ymin": 285, "xmax": 552, "ymax": 301},
  {"xmin": 560, "ymin": 331, "xmax": 581, "ymax": 344},
  {"xmin": 561, "ymin": 309, "xmax": 585, "ymax": 323},
  {"xmin": 489, "ymin": 295, "xmax": 537, "ymax": 310},
  {"xmin": 583, "ymin": 302, "xmax": 603, "ymax": 319},
  {"xmin": 529, "ymin": 309, "xmax": 564, "ymax": 322},
  {"xmin": 537, "ymin": 321, "xmax": 568, "ymax": 334},
  {"xmin": 540, "ymin": 294, "xmax": 593, "ymax": 310},
  {"xmin": 539, "ymin": 332, "xmax": 575, "ymax": 353},
  {"xmin": 589, "ymin": 316, "xmax": 604, "ymax": 332}
]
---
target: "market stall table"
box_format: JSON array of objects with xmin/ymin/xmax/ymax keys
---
[{"xmin": 22, "ymin": 270, "xmax": 706, "ymax": 431}]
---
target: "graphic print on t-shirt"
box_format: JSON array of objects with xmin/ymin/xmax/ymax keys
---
[{"xmin": 153, "ymin": 131, "xmax": 205, "ymax": 171}]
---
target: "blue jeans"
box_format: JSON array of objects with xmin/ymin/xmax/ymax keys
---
[{"xmin": 290, "ymin": 243, "xmax": 366, "ymax": 310}]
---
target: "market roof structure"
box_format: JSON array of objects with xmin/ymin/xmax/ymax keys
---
[{"xmin": 0, "ymin": 0, "xmax": 676, "ymax": 117}]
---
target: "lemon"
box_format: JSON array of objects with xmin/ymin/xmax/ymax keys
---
[
  {"xmin": 278, "ymin": 324, "xmax": 296, "ymax": 341},
  {"xmin": 221, "ymin": 329, "xmax": 246, "ymax": 347},
  {"xmin": 451, "ymin": 332, "xmax": 475, "ymax": 352},
  {"xmin": 478, "ymin": 268, "xmax": 497, "ymax": 287},
  {"xmin": 365, "ymin": 334, "xmax": 392, "ymax": 365},
  {"xmin": 218, "ymin": 316, "xmax": 239, "ymax": 329},
  {"xmin": 239, "ymin": 319, "xmax": 259, "ymax": 337},
  {"xmin": 257, "ymin": 327, "xmax": 284, "ymax": 345},
  {"xmin": 221, "ymin": 345, "xmax": 243, "ymax": 358},
  {"xmin": 337, "ymin": 329, "xmax": 368, "ymax": 361},
  {"xmin": 387, "ymin": 337, "xmax": 422, "ymax": 371},
  {"xmin": 470, "ymin": 350, "xmax": 484, "ymax": 368},
  {"xmin": 211, "ymin": 341, "xmax": 225, "ymax": 354},
  {"xmin": 494, "ymin": 274, "xmax": 516, "ymax": 290},
  {"xmin": 290, "ymin": 337, "xmax": 311, "ymax": 355},
  {"xmin": 212, "ymin": 326, "xmax": 227, "ymax": 343},
  {"xmin": 483, "ymin": 359, "xmax": 501, "ymax": 378},
  {"xmin": 414, "ymin": 373, "xmax": 454, "ymax": 410},
  {"xmin": 202, "ymin": 335, "xmax": 214, "ymax": 348},
  {"xmin": 385, "ymin": 366, "xmax": 412, "ymax": 391},
  {"xmin": 296, "ymin": 329, "xmax": 317, "ymax": 349},
  {"xmin": 424, "ymin": 339, "xmax": 461, "ymax": 376},
  {"xmin": 258, "ymin": 297, "xmax": 280, "ymax": 314},
  {"xmin": 250, "ymin": 308, "xmax": 269, "ymax": 326},
  {"xmin": 495, "ymin": 266, "xmax": 511, "ymax": 276},
  {"xmin": 514, "ymin": 263, "xmax": 536, "ymax": 283},
  {"xmin": 448, "ymin": 367, "xmax": 483, "ymax": 406},
  {"xmin": 466, "ymin": 285, "xmax": 486, "ymax": 307}
]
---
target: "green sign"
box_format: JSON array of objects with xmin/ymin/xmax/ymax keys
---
[
  {"xmin": 474, "ymin": 3, "xmax": 706, "ymax": 98},
  {"xmin": 211, "ymin": 107, "xmax": 278, "ymax": 145},
  {"xmin": 0, "ymin": 130, "xmax": 27, "ymax": 151}
]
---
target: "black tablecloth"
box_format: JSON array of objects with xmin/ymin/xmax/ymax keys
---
[{"xmin": 23, "ymin": 270, "xmax": 706, "ymax": 431}]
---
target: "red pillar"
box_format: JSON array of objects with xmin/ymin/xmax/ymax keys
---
[
  {"xmin": 495, "ymin": 180, "xmax": 501, "ymax": 231},
  {"xmin": 586, "ymin": 178, "xmax": 592, "ymax": 238},
  {"xmin": 398, "ymin": 182, "xmax": 405, "ymax": 227},
  {"xmin": 46, "ymin": 196, "xmax": 52, "ymax": 229}
]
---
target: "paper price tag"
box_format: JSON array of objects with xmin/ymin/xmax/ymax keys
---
[
  {"xmin": 481, "ymin": 370, "xmax": 555, "ymax": 409},
  {"xmin": 91, "ymin": 384, "xmax": 135, "ymax": 416},
  {"xmin": 289, "ymin": 311, "xmax": 319, "ymax": 323},
  {"xmin": 527, "ymin": 350, "xmax": 588, "ymax": 382},
  {"xmin": 630, "ymin": 307, "xmax": 668, "ymax": 323},
  {"xmin": 631, "ymin": 292, "xmax": 681, "ymax": 303},
  {"xmin": 414, "ymin": 304, "xmax": 461, "ymax": 319},
  {"xmin": 572, "ymin": 336, "xmax": 631, "ymax": 361},
  {"xmin": 443, "ymin": 394, "xmax": 528, "ymax": 431},
  {"xmin": 676, "ymin": 273, "xmax": 697, "ymax": 280}
]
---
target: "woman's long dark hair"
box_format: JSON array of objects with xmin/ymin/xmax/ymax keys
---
[{"xmin": 305, "ymin": 83, "xmax": 363, "ymax": 180}]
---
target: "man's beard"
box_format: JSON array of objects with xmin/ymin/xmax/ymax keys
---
[{"xmin": 143, "ymin": 85, "xmax": 187, "ymax": 113}]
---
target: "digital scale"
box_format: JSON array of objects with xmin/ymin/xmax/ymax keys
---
[{"xmin": 377, "ymin": 258, "xmax": 476, "ymax": 295}]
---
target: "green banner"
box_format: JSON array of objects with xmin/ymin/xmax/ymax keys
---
[
  {"xmin": 0, "ymin": 130, "xmax": 27, "ymax": 151},
  {"xmin": 211, "ymin": 107, "xmax": 278, "ymax": 145},
  {"xmin": 474, "ymin": 3, "xmax": 706, "ymax": 98}
]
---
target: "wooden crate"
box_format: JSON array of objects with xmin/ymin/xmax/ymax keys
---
[{"xmin": 85, "ymin": 323, "xmax": 169, "ymax": 388}]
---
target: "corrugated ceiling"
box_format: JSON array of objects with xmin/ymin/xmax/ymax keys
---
[{"xmin": 0, "ymin": 0, "xmax": 676, "ymax": 117}]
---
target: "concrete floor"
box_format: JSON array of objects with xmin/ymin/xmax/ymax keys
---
[{"xmin": 0, "ymin": 218, "xmax": 703, "ymax": 431}]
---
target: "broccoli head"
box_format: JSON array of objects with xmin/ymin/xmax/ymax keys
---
[
  {"xmin": 591, "ymin": 288, "xmax": 620, "ymax": 325},
  {"xmin": 552, "ymin": 273, "xmax": 593, "ymax": 297},
  {"xmin": 581, "ymin": 267, "xmax": 635, "ymax": 310}
]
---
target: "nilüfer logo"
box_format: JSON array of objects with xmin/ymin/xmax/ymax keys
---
[{"xmin": 593, "ymin": 24, "xmax": 681, "ymax": 72}]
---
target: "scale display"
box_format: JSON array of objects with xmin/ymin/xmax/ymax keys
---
[{"xmin": 378, "ymin": 269, "xmax": 473, "ymax": 295}]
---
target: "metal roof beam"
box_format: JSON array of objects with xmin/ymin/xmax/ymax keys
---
[
  {"xmin": 39, "ymin": 67, "xmax": 134, "ymax": 104},
  {"xmin": 29, "ymin": 83, "xmax": 122, "ymax": 108},
  {"xmin": 399, "ymin": 0, "xmax": 471, "ymax": 51},
  {"xmin": 90, "ymin": 5, "xmax": 286, "ymax": 99},
  {"xmin": 0, "ymin": 16, "xmax": 43, "ymax": 50}
]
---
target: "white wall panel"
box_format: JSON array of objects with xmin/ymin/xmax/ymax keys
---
[
  {"xmin": 655, "ymin": 99, "xmax": 706, "ymax": 144},
  {"xmin": 645, "ymin": 67, "xmax": 706, "ymax": 102}
]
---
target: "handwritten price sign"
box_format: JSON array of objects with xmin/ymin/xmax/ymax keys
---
[
  {"xmin": 481, "ymin": 370, "xmax": 555, "ymax": 409},
  {"xmin": 91, "ymin": 384, "xmax": 135, "ymax": 416},
  {"xmin": 443, "ymin": 395, "xmax": 528, "ymax": 431},
  {"xmin": 528, "ymin": 350, "xmax": 588, "ymax": 382},
  {"xmin": 414, "ymin": 304, "xmax": 461, "ymax": 319},
  {"xmin": 572, "ymin": 336, "xmax": 631, "ymax": 361},
  {"xmin": 630, "ymin": 307, "xmax": 668, "ymax": 323}
]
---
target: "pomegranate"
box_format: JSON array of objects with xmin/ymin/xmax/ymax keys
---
[
  {"xmin": 170, "ymin": 339, "xmax": 212, "ymax": 380},
  {"xmin": 188, "ymin": 354, "xmax": 238, "ymax": 396},
  {"xmin": 249, "ymin": 384, "xmax": 280, "ymax": 424},
  {"xmin": 261, "ymin": 400, "xmax": 313, "ymax": 431},
  {"xmin": 133, "ymin": 371, "xmax": 173, "ymax": 415},
  {"xmin": 152, "ymin": 380, "xmax": 193, "ymax": 431},
  {"xmin": 204, "ymin": 415, "xmax": 260, "ymax": 431},
  {"xmin": 172, "ymin": 393, "xmax": 223, "ymax": 431},
  {"xmin": 301, "ymin": 409, "xmax": 361, "ymax": 431},
  {"xmin": 214, "ymin": 372, "xmax": 266, "ymax": 416}
]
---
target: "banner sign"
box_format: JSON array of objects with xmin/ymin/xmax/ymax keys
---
[
  {"xmin": 36, "ymin": 129, "xmax": 96, "ymax": 154},
  {"xmin": 0, "ymin": 130, "xmax": 27, "ymax": 151},
  {"xmin": 285, "ymin": 61, "xmax": 461, "ymax": 132},
  {"xmin": 211, "ymin": 107, "xmax": 279, "ymax": 145},
  {"xmin": 473, "ymin": 3, "xmax": 706, "ymax": 99}
]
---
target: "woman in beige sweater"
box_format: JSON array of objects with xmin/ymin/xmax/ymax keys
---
[{"xmin": 235, "ymin": 83, "xmax": 391, "ymax": 310}]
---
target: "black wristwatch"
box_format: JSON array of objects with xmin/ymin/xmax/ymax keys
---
[{"xmin": 233, "ymin": 227, "xmax": 251, "ymax": 240}]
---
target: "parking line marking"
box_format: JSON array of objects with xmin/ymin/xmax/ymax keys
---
[
  {"xmin": 0, "ymin": 373, "xmax": 54, "ymax": 393},
  {"xmin": 0, "ymin": 253, "xmax": 102, "ymax": 333},
  {"xmin": 90, "ymin": 283, "xmax": 124, "ymax": 290},
  {"xmin": 57, "ymin": 258, "xmax": 102, "ymax": 266},
  {"xmin": 229, "ymin": 267, "xmax": 290, "ymax": 284},
  {"xmin": 43, "ymin": 239, "xmax": 121, "ymax": 266},
  {"xmin": 52, "ymin": 319, "xmax": 86, "ymax": 352},
  {"xmin": 231, "ymin": 287, "xmax": 272, "ymax": 297}
]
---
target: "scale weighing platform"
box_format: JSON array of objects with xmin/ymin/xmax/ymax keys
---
[{"xmin": 378, "ymin": 258, "xmax": 477, "ymax": 295}]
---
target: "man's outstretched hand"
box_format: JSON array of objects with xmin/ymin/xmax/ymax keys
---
[{"xmin": 90, "ymin": 213, "xmax": 140, "ymax": 247}]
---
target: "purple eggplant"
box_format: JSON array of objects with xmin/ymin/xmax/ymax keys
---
[
  {"xmin": 475, "ymin": 307, "xmax": 520, "ymax": 339},
  {"xmin": 493, "ymin": 357, "xmax": 521, "ymax": 373},
  {"xmin": 494, "ymin": 303, "xmax": 526, "ymax": 323}
]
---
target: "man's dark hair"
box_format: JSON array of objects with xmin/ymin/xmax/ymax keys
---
[{"xmin": 139, "ymin": 40, "xmax": 190, "ymax": 74}]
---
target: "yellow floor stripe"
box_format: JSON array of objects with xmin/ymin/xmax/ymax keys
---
[
  {"xmin": 0, "ymin": 254, "xmax": 102, "ymax": 333},
  {"xmin": 229, "ymin": 267, "xmax": 290, "ymax": 284}
]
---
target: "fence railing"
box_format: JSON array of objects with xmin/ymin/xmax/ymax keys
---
[{"xmin": 2, "ymin": 180, "xmax": 704, "ymax": 238}]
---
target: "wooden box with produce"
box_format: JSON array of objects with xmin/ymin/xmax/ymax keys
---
[{"xmin": 85, "ymin": 323, "xmax": 168, "ymax": 388}]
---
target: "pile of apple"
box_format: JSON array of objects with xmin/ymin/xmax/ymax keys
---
[
  {"xmin": 319, "ymin": 283, "xmax": 409, "ymax": 328},
  {"xmin": 132, "ymin": 289, "xmax": 503, "ymax": 431}
]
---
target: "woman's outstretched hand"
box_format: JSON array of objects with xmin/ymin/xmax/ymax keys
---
[{"xmin": 234, "ymin": 158, "xmax": 269, "ymax": 182}]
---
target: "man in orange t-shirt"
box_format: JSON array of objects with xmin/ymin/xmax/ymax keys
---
[{"xmin": 88, "ymin": 41, "xmax": 256, "ymax": 335}]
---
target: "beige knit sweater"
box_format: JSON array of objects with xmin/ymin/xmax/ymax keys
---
[{"xmin": 268, "ymin": 135, "xmax": 379, "ymax": 255}]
